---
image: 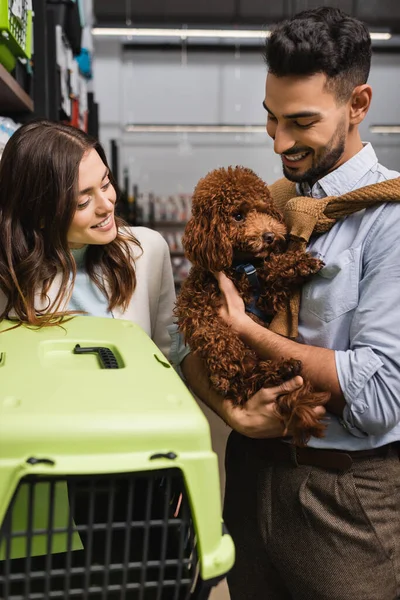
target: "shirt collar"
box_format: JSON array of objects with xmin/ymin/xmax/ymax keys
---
[{"xmin": 296, "ymin": 143, "xmax": 378, "ymax": 199}]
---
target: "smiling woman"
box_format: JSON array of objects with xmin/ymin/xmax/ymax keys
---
[
  {"xmin": 0, "ymin": 120, "xmax": 178, "ymax": 359},
  {"xmin": 69, "ymin": 148, "xmax": 118, "ymax": 248}
]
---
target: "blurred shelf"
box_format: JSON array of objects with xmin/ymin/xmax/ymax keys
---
[
  {"xmin": 0, "ymin": 63, "xmax": 33, "ymax": 114},
  {"xmin": 152, "ymin": 221, "xmax": 187, "ymax": 228},
  {"xmin": 170, "ymin": 251, "xmax": 185, "ymax": 258}
]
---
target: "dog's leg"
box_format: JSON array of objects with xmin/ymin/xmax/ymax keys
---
[
  {"xmin": 275, "ymin": 382, "xmax": 330, "ymax": 446},
  {"xmin": 196, "ymin": 321, "xmax": 263, "ymax": 405},
  {"xmin": 257, "ymin": 251, "xmax": 324, "ymax": 314},
  {"xmin": 266, "ymin": 250, "xmax": 323, "ymax": 282},
  {"xmin": 250, "ymin": 359, "xmax": 329, "ymax": 446},
  {"xmin": 176, "ymin": 273, "xmax": 271, "ymax": 406},
  {"xmin": 178, "ymin": 295, "xmax": 252, "ymax": 401}
]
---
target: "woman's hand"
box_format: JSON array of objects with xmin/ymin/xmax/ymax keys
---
[{"xmin": 221, "ymin": 376, "xmax": 326, "ymax": 439}]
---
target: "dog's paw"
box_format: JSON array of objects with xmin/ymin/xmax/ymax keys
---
[
  {"xmin": 304, "ymin": 256, "xmax": 324, "ymax": 275},
  {"xmin": 210, "ymin": 374, "xmax": 232, "ymax": 396},
  {"xmin": 278, "ymin": 358, "xmax": 302, "ymax": 380}
]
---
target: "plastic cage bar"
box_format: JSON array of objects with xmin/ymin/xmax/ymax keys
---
[{"xmin": 0, "ymin": 469, "xmax": 200, "ymax": 599}]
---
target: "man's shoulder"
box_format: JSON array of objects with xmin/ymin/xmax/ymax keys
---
[
  {"xmin": 375, "ymin": 162, "xmax": 400, "ymax": 182},
  {"xmin": 362, "ymin": 197, "xmax": 400, "ymax": 252}
]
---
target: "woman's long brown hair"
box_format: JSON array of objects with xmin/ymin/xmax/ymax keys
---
[{"xmin": 0, "ymin": 119, "xmax": 141, "ymax": 326}]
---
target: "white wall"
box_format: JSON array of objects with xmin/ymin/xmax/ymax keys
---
[
  {"xmin": 360, "ymin": 53, "xmax": 400, "ymax": 171},
  {"xmin": 93, "ymin": 42, "xmax": 400, "ymax": 195}
]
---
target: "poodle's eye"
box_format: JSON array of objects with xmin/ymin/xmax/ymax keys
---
[{"xmin": 233, "ymin": 213, "xmax": 245, "ymax": 222}]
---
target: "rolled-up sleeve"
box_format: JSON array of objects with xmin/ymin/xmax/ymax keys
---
[{"xmin": 336, "ymin": 203, "xmax": 400, "ymax": 436}]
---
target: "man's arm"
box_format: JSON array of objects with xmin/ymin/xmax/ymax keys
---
[
  {"xmin": 215, "ymin": 273, "xmax": 345, "ymax": 416},
  {"xmin": 180, "ymin": 351, "xmax": 326, "ymax": 438}
]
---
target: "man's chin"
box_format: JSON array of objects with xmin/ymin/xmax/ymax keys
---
[{"xmin": 282, "ymin": 165, "xmax": 308, "ymax": 183}]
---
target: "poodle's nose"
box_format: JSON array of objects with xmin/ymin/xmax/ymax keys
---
[{"xmin": 263, "ymin": 232, "xmax": 276, "ymax": 244}]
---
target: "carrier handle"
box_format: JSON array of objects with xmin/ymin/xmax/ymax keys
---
[{"xmin": 73, "ymin": 344, "xmax": 119, "ymax": 369}]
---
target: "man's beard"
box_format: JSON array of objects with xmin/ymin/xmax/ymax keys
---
[{"xmin": 282, "ymin": 121, "xmax": 346, "ymax": 185}]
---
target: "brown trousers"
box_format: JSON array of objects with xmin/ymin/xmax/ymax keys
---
[{"xmin": 223, "ymin": 431, "xmax": 400, "ymax": 600}]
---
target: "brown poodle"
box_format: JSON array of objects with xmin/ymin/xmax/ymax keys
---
[{"xmin": 175, "ymin": 166, "xmax": 329, "ymax": 446}]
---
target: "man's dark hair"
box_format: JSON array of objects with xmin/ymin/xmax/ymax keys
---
[{"xmin": 265, "ymin": 6, "xmax": 372, "ymax": 103}]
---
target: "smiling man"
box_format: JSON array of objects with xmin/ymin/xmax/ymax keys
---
[
  {"xmin": 210, "ymin": 6, "xmax": 400, "ymax": 600},
  {"xmin": 262, "ymin": 42, "xmax": 373, "ymax": 187},
  {"xmin": 262, "ymin": 74, "xmax": 352, "ymax": 184}
]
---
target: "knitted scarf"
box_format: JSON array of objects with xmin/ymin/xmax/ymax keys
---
[{"xmin": 267, "ymin": 176, "xmax": 400, "ymax": 338}]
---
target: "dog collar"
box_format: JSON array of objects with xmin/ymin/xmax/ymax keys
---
[
  {"xmin": 234, "ymin": 263, "xmax": 261, "ymax": 294},
  {"xmin": 233, "ymin": 263, "xmax": 271, "ymax": 324}
]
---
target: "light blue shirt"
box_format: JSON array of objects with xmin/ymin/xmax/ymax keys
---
[
  {"xmin": 298, "ymin": 143, "xmax": 400, "ymax": 449},
  {"xmin": 171, "ymin": 143, "xmax": 400, "ymax": 450},
  {"xmin": 69, "ymin": 246, "xmax": 112, "ymax": 318}
]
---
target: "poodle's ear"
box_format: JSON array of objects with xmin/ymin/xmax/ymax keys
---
[{"xmin": 182, "ymin": 214, "xmax": 233, "ymax": 271}]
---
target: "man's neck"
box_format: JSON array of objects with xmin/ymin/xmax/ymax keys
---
[{"xmin": 304, "ymin": 134, "xmax": 364, "ymax": 189}]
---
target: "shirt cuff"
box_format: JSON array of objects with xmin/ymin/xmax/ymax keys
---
[
  {"xmin": 335, "ymin": 346, "xmax": 383, "ymax": 436},
  {"xmin": 167, "ymin": 324, "xmax": 191, "ymax": 374}
]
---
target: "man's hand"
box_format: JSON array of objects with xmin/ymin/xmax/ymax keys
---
[
  {"xmin": 215, "ymin": 271, "xmax": 250, "ymax": 335},
  {"xmin": 222, "ymin": 376, "xmax": 326, "ymax": 439},
  {"xmin": 181, "ymin": 354, "xmax": 328, "ymax": 438}
]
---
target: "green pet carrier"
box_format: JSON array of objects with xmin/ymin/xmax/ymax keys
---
[
  {"xmin": 0, "ymin": 0, "xmax": 33, "ymax": 71},
  {"xmin": 0, "ymin": 317, "xmax": 234, "ymax": 599}
]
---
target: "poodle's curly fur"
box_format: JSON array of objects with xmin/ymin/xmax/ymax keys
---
[{"xmin": 175, "ymin": 166, "xmax": 329, "ymax": 446}]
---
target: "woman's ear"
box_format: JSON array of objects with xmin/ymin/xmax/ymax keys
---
[
  {"xmin": 349, "ymin": 84, "xmax": 372, "ymax": 125},
  {"xmin": 182, "ymin": 214, "xmax": 233, "ymax": 271}
]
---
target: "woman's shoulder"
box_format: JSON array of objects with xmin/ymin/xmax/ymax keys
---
[
  {"xmin": 120, "ymin": 226, "xmax": 169, "ymax": 257},
  {"xmin": 127, "ymin": 226, "xmax": 167, "ymax": 245},
  {"xmin": 120, "ymin": 226, "xmax": 167, "ymax": 247}
]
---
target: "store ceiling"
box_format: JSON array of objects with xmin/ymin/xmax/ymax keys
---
[{"xmin": 93, "ymin": 0, "xmax": 400, "ymax": 33}]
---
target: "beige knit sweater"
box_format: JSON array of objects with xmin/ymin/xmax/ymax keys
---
[{"xmin": 267, "ymin": 177, "xmax": 400, "ymax": 338}]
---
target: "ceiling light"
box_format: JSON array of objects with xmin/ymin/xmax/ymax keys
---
[
  {"xmin": 92, "ymin": 27, "xmax": 391, "ymax": 41},
  {"xmin": 370, "ymin": 125, "xmax": 400, "ymax": 134},
  {"xmin": 125, "ymin": 124, "xmax": 266, "ymax": 133},
  {"xmin": 93, "ymin": 27, "xmax": 270, "ymax": 39},
  {"xmin": 369, "ymin": 32, "xmax": 392, "ymax": 40}
]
